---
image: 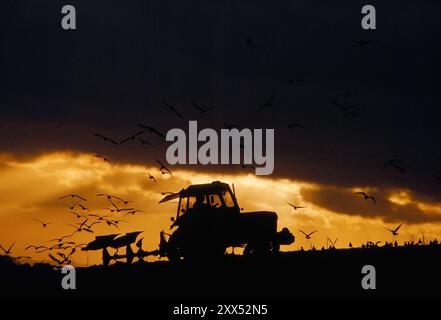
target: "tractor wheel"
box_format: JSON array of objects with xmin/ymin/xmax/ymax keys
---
[{"xmin": 183, "ymin": 243, "xmax": 225, "ymax": 262}]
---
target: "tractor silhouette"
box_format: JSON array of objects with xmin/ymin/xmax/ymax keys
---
[{"xmin": 159, "ymin": 181, "xmax": 294, "ymax": 261}]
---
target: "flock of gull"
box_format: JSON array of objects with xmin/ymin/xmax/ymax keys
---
[
  {"xmin": 2, "ymin": 36, "xmax": 441, "ymax": 265},
  {"xmin": 0, "ymin": 193, "xmax": 151, "ymax": 266}
]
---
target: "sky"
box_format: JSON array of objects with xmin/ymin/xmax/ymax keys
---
[{"xmin": 0, "ymin": 0, "xmax": 441, "ymax": 265}]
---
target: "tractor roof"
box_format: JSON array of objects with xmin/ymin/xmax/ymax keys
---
[
  {"xmin": 181, "ymin": 181, "xmax": 230, "ymax": 196},
  {"xmin": 158, "ymin": 181, "xmax": 230, "ymax": 203}
]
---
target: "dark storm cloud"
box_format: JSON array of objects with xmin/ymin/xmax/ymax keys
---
[
  {"xmin": 1, "ymin": 0, "xmax": 441, "ymax": 204},
  {"xmin": 300, "ymin": 185, "xmax": 441, "ymax": 224}
]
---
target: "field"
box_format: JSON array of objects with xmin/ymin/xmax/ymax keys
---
[{"xmin": 2, "ymin": 244, "xmax": 441, "ymax": 301}]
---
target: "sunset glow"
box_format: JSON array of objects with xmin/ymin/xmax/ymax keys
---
[{"xmin": 1, "ymin": 151, "xmax": 441, "ymax": 266}]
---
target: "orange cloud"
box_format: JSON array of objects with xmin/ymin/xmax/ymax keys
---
[
  {"xmin": 1, "ymin": 151, "xmax": 441, "ymax": 267},
  {"xmin": 300, "ymin": 185, "xmax": 441, "ymax": 224}
]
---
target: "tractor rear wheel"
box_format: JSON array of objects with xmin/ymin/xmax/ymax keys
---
[{"xmin": 183, "ymin": 242, "xmax": 225, "ymax": 261}]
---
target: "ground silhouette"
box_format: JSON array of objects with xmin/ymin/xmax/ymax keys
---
[{"xmin": 1, "ymin": 243, "xmax": 441, "ymax": 301}]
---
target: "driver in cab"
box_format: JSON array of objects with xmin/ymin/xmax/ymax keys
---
[{"xmin": 193, "ymin": 194, "xmax": 210, "ymax": 209}]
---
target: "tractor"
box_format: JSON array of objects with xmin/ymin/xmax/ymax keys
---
[{"xmin": 159, "ymin": 181, "xmax": 294, "ymax": 261}]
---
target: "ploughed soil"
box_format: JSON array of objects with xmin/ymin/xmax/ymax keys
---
[{"xmin": 1, "ymin": 245, "xmax": 440, "ymax": 301}]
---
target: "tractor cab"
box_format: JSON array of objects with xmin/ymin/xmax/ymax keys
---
[{"xmin": 161, "ymin": 181, "xmax": 239, "ymax": 230}]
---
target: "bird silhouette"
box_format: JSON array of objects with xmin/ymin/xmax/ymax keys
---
[
  {"xmin": 96, "ymin": 193, "xmax": 133, "ymax": 205},
  {"xmin": 354, "ymin": 192, "xmax": 376, "ymax": 204},
  {"xmin": 117, "ymin": 198, "xmax": 134, "ymax": 206},
  {"xmin": 48, "ymin": 253, "xmax": 70, "ymax": 265},
  {"xmin": 107, "ymin": 199, "xmax": 135, "ymax": 213},
  {"xmin": 94, "ymin": 154, "xmax": 114, "ymax": 166},
  {"xmin": 77, "ymin": 218, "xmax": 89, "ymax": 227},
  {"xmin": 68, "ymin": 220, "xmax": 94, "ymax": 235},
  {"xmin": 64, "ymin": 202, "xmax": 80, "ymax": 210},
  {"xmin": 119, "ymin": 131, "xmax": 145, "ymax": 145},
  {"xmin": 155, "ymin": 159, "xmax": 173, "ymax": 176},
  {"xmin": 163, "ymin": 102, "xmax": 184, "ymax": 119},
  {"xmin": 158, "ymin": 191, "xmax": 174, "ymax": 196},
  {"xmin": 93, "ymin": 133, "xmax": 119, "ymax": 145},
  {"xmin": 81, "ymin": 221, "xmax": 102, "ymax": 230},
  {"xmin": 147, "ymin": 173, "xmax": 157, "ymax": 183},
  {"xmin": 87, "ymin": 213, "xmax": 110, "ymax": 220},
  {"xmin": 123, "ymin": 210, "xmax": 144, "ymax": 217},
  {"xmin": 298, "ymin": 230, "xmax": 317, "ymax": 239},
  {"xmin": 287, "ymin": 203, "xmax": 306, "ymax": 210},
  {"xmin": 105, "ymin": 218, "xmax": 127, "ymax": 227},
  {"xmin": 137, "ymin": 124, "xmax": 165, "ymax": 138},
  {"xmin": 100, "ymin": 219, "xmax": 118, "ymax": 229},
  {"xmin": 241, "ymin": 164, "xmax": 256, "ymax": 170},
  {"xmin": 55, "ymin": 252, "xmax": 72, "ymax": 262},
  {"xmin": 70, "ymin": 211, "xmax": 86, "ymax": 219},
  {"xmin": 102, "ymin": 218, "xmax": 126, "ymax": 229},
  {"xmin": 76, "ymin": 203, "xmax": 89, "ymax": 211},
  {"xmin": 49, "ymin": 235, "xmax": 71, "ymax": 243},
  {"xmin": 25, "ymin": 245, "xmax": 46, "ymax": 251},
  {"xmin": 103, "ymin": 195, "xmax": 133, "ymax": 205},
  {"xmin": 26, "ymin": 245, "xmax": 52, "ymax": 253},
  {"xmin": 257, "ymin": 95, "xmax": 275, "ymax": 112},
  {"xmin": 33, "ymin": 219, "xmax": 53, "ymax": 228},
  {"xmin": 97, "ymin": 193, "xmax": 118, "ymax": 201},
  {"xmin": 391, "ymin": 162, "xmax": 411, "ymax": 174},
  {"xmin": 192, "ymin": 103, "xmax": 214, "ymax": 114},
  {"xmin": 0, "ymin": 242, "xmax": 15, "ymax": 255},
  {"xmin": 352, "ymin": 40, "xmax": 371, "ymax": 48},
  {"xmin": 135, "ymin": 138, "xmax": 151, "ymax": 145},
  {"xmin": 330, "ymin": 99, "xmax": 354, "ymax": 112},
  {"xmin": 385, "ymin": 224, "xmax": 403, "ymax": 236},
  {"xmin": 243, "ymin": 37, "xmax": 253, "ymax": 51},
  {"xmin": 58, "ymin": 194, "xmax": 87, "ymax": 201},
  {"xmin": 56, "ymin": 241, "xmax": 77, "ymax": 248},
  {"xmin": 383, "ymin": 158, "xmax": 403, "ymax": 169}
]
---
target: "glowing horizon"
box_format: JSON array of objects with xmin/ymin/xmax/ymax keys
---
[{"xmin": 1, "ymin": 151, "xmax": 441, "ymax": 266}]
